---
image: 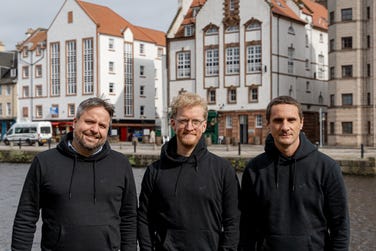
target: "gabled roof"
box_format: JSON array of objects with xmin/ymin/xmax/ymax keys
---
[
  {"xmin": 300, "ymin": 0, "xmax": 328, "ymax": 30},
  {"xmin": 18, "ymin": 28, "xmax": 47, "ymax": 51},
  {"xmin": 77, "ymin": 1, "xmax": 165, "ymax": 46},
  {"xmin": 271, "ymin": 0, "xmax": 306, "ymax": 24}
]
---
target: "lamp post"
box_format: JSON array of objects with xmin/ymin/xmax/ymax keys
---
[{"xmin": 20, "ymin": 42, "xmax": 44, "ymax": 121}]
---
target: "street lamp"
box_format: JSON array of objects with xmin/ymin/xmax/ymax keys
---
[{"xmin": 20, "ymin": 42, "xmax": 45, "ymax": 121}]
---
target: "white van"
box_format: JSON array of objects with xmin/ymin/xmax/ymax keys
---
[{"xmin": 3, "ymin": 121, "xmax": 52, "ymax": 146}]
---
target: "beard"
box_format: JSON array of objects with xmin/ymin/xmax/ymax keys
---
[{"xmin": 73, "ymin": 130, "xmax": 104, "ymax": 153}]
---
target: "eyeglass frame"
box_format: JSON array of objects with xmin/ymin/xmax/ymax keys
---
[{"xmin": 174, "ymin": 118, "xmax": 206, "ymax": 128}]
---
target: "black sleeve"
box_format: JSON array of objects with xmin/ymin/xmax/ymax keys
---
[
  {"xmin": 119, "ymin": 159, "xmax": 138, "ymax": 251},
  {"xmin": 12, "ymin": 157, "xmax": 41, "ymax": 251},
  {"xmin": 238, "ymin": 162, "xmax": 260, "ymax": 251},
  {"xmin": 137, "ymin": 165, "xmax": 157, "ymax": 251},
  {"xmin": 219, "ymin": 163, "xmax": 241, "ymax": 251}
]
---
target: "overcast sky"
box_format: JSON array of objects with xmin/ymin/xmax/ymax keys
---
[{"xmin": 0, "ymin": 0, "xmax": 178, "ymax": 51}]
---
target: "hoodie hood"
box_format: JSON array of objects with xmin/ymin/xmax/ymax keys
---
[
  {"xmin": 264, "ymin": 132, "xmax": 317, "ymax": 191},
  {"xmin": 56, "ymin": 132, "xmax": 111, "ymax": 203},
  {"xmin": 160, "ymin": 135, "xmax": 208, "ymax": 169}
]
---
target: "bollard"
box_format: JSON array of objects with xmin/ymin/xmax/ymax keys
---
[
  {"xmin": 19, "ymin": 139, "xmax": 22, "ymax": 149},
  {"xmin": 361, "ymin": 144, "xmax": 364, "ymax": 159},
  {"xmin": 48, "ymin": 138, "xmax": 51, "ymax": 149},
  {"xmin": 238, "ymin": 142, "xmax": 241, "ymax": 156},
  {"xmin": 132, "ymin": 140, "xmax": 137, "ymax": 153}
]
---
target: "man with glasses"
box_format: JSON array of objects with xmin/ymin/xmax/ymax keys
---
[{"xmin": 137, "ymin": 92, "xmax": 240, "ymax": 251}]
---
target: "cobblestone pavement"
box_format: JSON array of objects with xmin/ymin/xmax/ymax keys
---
[{"xmin": 1, "ymin": 162, "xmax": 375, "ymax": 250}]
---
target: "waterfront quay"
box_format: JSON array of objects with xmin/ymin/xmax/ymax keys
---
[{"xmin": 0, "ymin": 163, "xmax": 375, "ymax": 251}]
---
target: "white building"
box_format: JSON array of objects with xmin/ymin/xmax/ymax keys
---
[
  {"xmin": 17, "ymin": 0, "xmax": 166, "ymax": 141},
  {"xmin": 167, "ymin": 0, "xmax": 328, "ymax": 144}
]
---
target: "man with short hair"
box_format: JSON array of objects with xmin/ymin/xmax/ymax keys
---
[
  {"xmin": 138, "ymin": 92, "xmax": 240, "ymax": 251},
  {"xmin": 238, "ymin": 96, "xmax": 350, "ymax": 251},
  {"xmin": 12, "ymin": 97, "xmax": 137, "ymax": 251}
]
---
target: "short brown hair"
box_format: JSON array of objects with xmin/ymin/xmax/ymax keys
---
[
  {"xmin": 76, "ymin": 97, "xmax": 115, "ymax": 124},
  {"xmin": 266, "ymin": 96, "xmax": 303, "ymax": 122},
  {"xmin": 170, "ymin": 92, "xmax": 208, "ymax": 119}
]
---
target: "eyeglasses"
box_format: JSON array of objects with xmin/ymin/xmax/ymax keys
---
[{"xmin": 175, "ymin": 118, "xmax": 206, "ymax": 128}]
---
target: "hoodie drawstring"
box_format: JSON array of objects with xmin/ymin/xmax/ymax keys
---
[
  {"xmin": 289, "ymin": 159, "xmax": 296, "ymax": 191},
  {"xmin": 93, "ymin": 161, "xmax": 97, "ymax": 204},
  {"xmin": 68, "ymin": 156, "xmax": 77, "ymax": 200}
]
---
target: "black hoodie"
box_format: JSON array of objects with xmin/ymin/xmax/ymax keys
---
[
  {"xmin": 137, "ymin": 136, "xmax": 240, "ymax": 251},
  {"xmin": 238, "ymin": 132, "xmax": 350, "ymax": 251},
  {"xmin": 12, "ymin": 132, "xmax": 137, "ymax": 251}
]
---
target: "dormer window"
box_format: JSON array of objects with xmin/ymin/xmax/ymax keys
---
[
  {"xmin": 185, "ymin": 25, "xmax": 194, "ymax": 37},
  {"xmin": 192, "ymin": 7, "xmax": 199, "ymax": 17},
  {"xmin": 68, "ymin": 11, "xmax": 73, "ymax": 23},
  {"xmin": 288, "ymin": 25, "xmax": 295, "ymax": 35}
]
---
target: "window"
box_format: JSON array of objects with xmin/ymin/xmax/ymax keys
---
[
  {"xmin": 22, "ymin": 66, "xmax": 29, "ymax": 78},
  {"xmin": 288, "ymin": 25, "xmax": 295, "ymax": 35},
  {"xmin": 177, "ymin": 51, "xmax": 191, "ymax": 78},
  {"xmin": 306, "ymin": 81, "xmax": 310, "ymax": 93},
  {"xmin": 342, "ymin": 93, "xmax": 353, "ymax": 106},
  {"xmin": 68, "ymin": 11, "xmax": 73, "ymax": 23},
  {"xmin": 206, "ymin": 27, "xmax": 218, "ymax": 35},
  {"xmin": 305, "ymin": 59, "xmax": 310, "ymax": 70},
  {"xmin": 35, "ymin": 85, "xmax": 42, "ymax": 97},
  {"xmin": 36, "ymin": 105, "xmax": 42, "ymax": 118},
  {"xmin": 341, "ymin": 37, "xmax": 352, "ymax": 49},
  {"xmin": 329, "ymin": 11, "xmax": 335, "ymax": 24},
  {"xmin": 140, "ymin": 85, "xmax": 145, "ymax": 96},
  {"xmin": 207, "ymin": 89, "xmax": 216, "ymax": 104},
  {"xmin": 68, "ymin": 104, "xmax": 75, "ymax": 117},
  {"xmin": 255, "ymin": 115, "xmax": 262, "ymax": 128},
  {"xmin": 342, "ymin": 122, "xmax": 353, "ymax": 134},
  {"xmin": 140, "ymin": 44, "xmax": 145, "ymax": 54},
  {"xmin": 50, "ymin": 42, "xmax": 60, "ymax": 96},
  {"xmin": 330, "ymin": 122, "xmax": 335, "ymax": 135},
  {"xmin": 205, "ymin": 48, "xmax": 219, "ymax": 76},
  {"xmin": 330, "ymin": 66, "xmax": 335, "ymax": 79},
  {"xmin": 226, "ymin": 26, "xmax": 239, "ymax": 32},
  {"xmin": 109, "ymin": 61, "xmax": 114, "ymax": 73},
  {"xmin": 140, "ymin": 106, "xmax": 145, "ymax": 116},
  {"xmin": 6, "ymin": 86, "xmax": 11, "ymax": 96},
  {"xmin": 22, "ymin": 107, "xmax": 28, "ymax": 118},
  {"xmin": 305, "ymin": 34, "xmax": 309, "ymax": 47},
  {"xmin": 124, "ymin": 42, "xmax": 134, "ymax": 116},
  {"xmin": 318, "ymin": 54, "xmax": 324, "ymax": 79},
  {"xmin": 184, "ymin": 25, "xmax": 194, "ymax": 36},
  {"xmin": 0, "ymin": 85, "xmax": 2, "ymax": 95},
  {"xmin": 6, "ymin": 103, "xmax": 11, "ymax": 116},
  {"xmin": 342, "ymin": 65, "xmax": 353, "ymax": 78},
  {"xmin": 288, "ymin": 46, "xmax": 294, "ymax": 74},
  {"xmin": 226, "ymin": 47, "xmax": 240, "ymax": 74},
  {"xmin": 249, "ymin": 87, "xmax": 258, "ymax": 102},
  {"xmin": 140, "ymin": 65, "xmax": 145, "ymax": 76},
  {"xmin": 247, "ymin": 22, "xmax": 261, "ymax": 31},
  {"xmin": 83, "ymin": 38, "xmax": 94, "ymax": 94},
  {"xmin": 330, "ymin": 94, "xmax": 335, "ymax": 106},
  {"xmin": 329, "ymin": 39, "xmax": 335, "ymax": 51},
  {"xmin": 367, "ymin": 6, "xmax": 370, "ymax": 19},
  {"xmin": 367, "ymin": 92, "xmax": 371, "ymax": 105},
  {"xmin": 226, "ymin": 116, "xmax": 232, "ymax": 128},
  {"xmin": 34, "ymin": 64, "xmax": 42, "ymax": 78},
  {"xmin": 247, "ymin": 45, "xmax": 262, "ymax": 73},
  {"xmin": 109, "ymin": 38, "xmax": 114, "ymax": 50},
  {"xmin": 109, "ymin": 83, "xmax": 115, "ymax": 94},
  {"xmin": 341, "ymin": 8, "xmax": 352, "ymax": 21},
  {"xmin": 228, "ymin": 88, "xmax": 237, "ymax": 103},
  {"xmin": 23, "ymin": 86, "xmax": 29, "ymax": 97},
  {"xmin": 367, "ymin": 36, "xmax": 371, "ymax": 48},
  {"xmin": 66, "ymin": 40, "xmax": 77, "ymax": 95},
  {"xmin": 319, "ymin": 33, "xmax": 323, "ymax": 43},
  {"xmin": 157, "ymin": 47, "xmax": 163, "ymax": 57},
  {"xmin": 367, "ymin": 64, "xmax": 371, "ymax": 77}
]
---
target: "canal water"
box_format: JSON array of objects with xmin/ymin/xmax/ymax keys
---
[{"xmin": 0, "ymin": 163, "xmax": 375, "ymax": 250}]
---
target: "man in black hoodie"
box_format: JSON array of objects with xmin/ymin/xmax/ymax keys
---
[
  {"xmin": 238, "ymin": 96, "xmax": 350, "ymax": 251},
  {"xmin": 12, "ymin": 97, "xmax": 137, "ymax": 251},
  {"xmin": 137, "ymin": 92, "xmax": 240, "ymax": 250}
]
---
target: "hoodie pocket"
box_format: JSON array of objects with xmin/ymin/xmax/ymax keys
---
[
  {"xmin": 43, "ymin": 224, "xmax": 119, "ymax": 251},
  {"xmin": 163, "ymin": 229, "xmax": 218, "ymax": 251},
  {"xmin": 263, "ymin": 234, "xmax": 312, "ymax": 251}
]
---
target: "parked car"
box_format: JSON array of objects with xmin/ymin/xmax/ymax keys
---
[{"xmin": 3, "ymin": 121, "xmax": 52, "ymax": 146}]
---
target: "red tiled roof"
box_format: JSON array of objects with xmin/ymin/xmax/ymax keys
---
[
  {"xmin": 301, "ymin": 0, "xmax": 328, "ymax": 30},
  {"xmin": 78, "ymin": 1, "xmax": 165, "ymax": 46},
  {"xmin": 271, "ymin": 0, "xmax": 305, "ymax": 24},
  {"xmin": 18, "ymin": 28, "xmax": 47, "ymax": 51}
]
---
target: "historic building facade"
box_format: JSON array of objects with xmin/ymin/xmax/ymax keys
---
[
  {"xmin": 17, "ymin": 0, "xmax": 166, "ymax": 141},
  {"xmin": 327, "ymin": 0, "xmax": 375, "ymax": 146},
  {"xmin": 167, "ymin": 0, "xmax": 328, "ymax": 144}
]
